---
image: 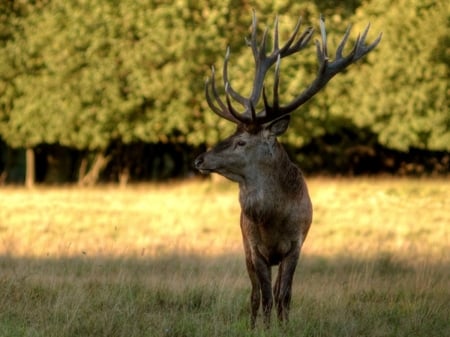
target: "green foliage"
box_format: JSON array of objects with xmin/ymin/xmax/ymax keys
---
[
  {"xmin": 339, "ymin": 0, "xmax": 449, "ymax": 151},
  {"xmin": 0, "ymin": 0, "xmax": 448, "ymax": 154},
  {"xmin": 0, "ymin": 0, "xmax": 234, "ymax": 149}
]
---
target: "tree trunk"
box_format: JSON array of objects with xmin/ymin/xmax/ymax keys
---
[
  {"xmin": 25, "ymin": 147, "xmax": 35, "ymax": 188},
  {"xmin": 118, "ymin": 166, "xmax": 130, "ymax": 188},
  {"xmin": 0, "ymin": 171, "xmax": 6, "ymax": 185},
  {"xmin": 78, "ymin": 151, "xmax": 111, "ymax": 186},
  {"xmin": 77, "ymin": 157, "xmax": 88, "ymax": 186}
]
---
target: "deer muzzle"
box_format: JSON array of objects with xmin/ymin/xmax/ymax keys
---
[{"xmin": 194, "ymin": 153, "xmax": 212, "ymax": 174}]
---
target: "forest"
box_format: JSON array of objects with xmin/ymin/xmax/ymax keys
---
[{"xmin": 0, "ymin": 0, "xmax": 448, "ymax": 185}]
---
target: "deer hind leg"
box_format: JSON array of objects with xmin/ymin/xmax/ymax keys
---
[
  {"xmin": 273, "ymin": 266, "xmax": 282, "ymax": 309},
  {"xmin": 275, "ymin": 242, "xmax": 300, "ymax": 323}
]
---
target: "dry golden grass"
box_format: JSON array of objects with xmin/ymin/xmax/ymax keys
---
[
  {"xmin": 1, "ymin": 177, "xmax": 448, "ymax": 262},
  {"xmin": 308, "ymin": 178, "xmax": 449, "ymax": 262},
  {"xmin": 0, "ymin": 177, "xmax": 449, "ymax": 336},
  {"xmin": 1, "ymin": 181, "xmax": 242, "ymax": 257}
]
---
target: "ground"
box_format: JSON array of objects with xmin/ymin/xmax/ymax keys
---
[{"xmin": 0, "ymin": 177, "xmax": 448, "ymax": 336}]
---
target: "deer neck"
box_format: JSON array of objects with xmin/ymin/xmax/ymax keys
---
[{"xmin": 238, "ymin": 146, "xmax": 301, "ymax": 222}]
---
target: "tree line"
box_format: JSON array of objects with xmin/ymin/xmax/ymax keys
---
[{"xmin": 0, "ymin": 0, "xmax": 448, "ymax": 186}]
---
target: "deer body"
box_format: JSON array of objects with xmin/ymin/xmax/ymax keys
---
[
  {"xmin": 238, "ymin": 144, "xmax": 312, "ymax": 327},
  {"xmin": 195, "ymin": 117, "xmax": 312, "ymax": 326},
  {"xmin": 194, "ymin": 11, "xmax": 380, "ymax": 328}
]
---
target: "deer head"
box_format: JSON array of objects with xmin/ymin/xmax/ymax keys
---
[{"xmin": 194, "ymin": 11, "xmax": 381, "ymax": 183}]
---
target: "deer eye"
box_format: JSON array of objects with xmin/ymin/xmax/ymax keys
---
[{"xmin": 236, "ymin": 140, "xmax": 246, "ymax": 147}]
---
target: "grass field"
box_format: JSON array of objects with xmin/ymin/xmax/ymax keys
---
[{"xmin": 0, "ymin": 178, "xmax": 449, "ymax": 337}]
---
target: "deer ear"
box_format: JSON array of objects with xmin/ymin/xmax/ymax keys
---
[{"xmin": 266, "ymin": 115, "xmax": 291, "ymax": 136}]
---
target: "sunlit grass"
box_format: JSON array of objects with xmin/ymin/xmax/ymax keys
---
[
  {"xmin": 0, "ymin": 181, "xmax": 241, "ymax": 257},
  {"xmin": 0, "ymin": 177, "xmax": 448, "ymax": 336},
  {"xmin": 1, "ymin": 177, "xmax": 447, "ymax": 262},
  {"xmin": 308, "ymin": 178, "xmax": 449, "ymax": 263}
]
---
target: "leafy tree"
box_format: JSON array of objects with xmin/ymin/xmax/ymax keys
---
[
  {"xmin": 336, "ymin": 0, "xmax": 449, "ymax": 151},
  {"xmin": 0, "ymin": 0, "xmax": 41, "ymax": 186},
  {"xmin": 0, "ymin": 0, "xmax": 447, "ymax": 184},
  {"xmin": 0, "ymin": 0, "xmax": 264, "ymax": 183}
]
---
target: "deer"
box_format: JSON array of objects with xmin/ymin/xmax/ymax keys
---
[{"xmin": 194, "ymin": 11, "xmax": 381, "ymax": 328}]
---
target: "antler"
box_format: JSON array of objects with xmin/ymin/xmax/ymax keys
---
[
  {"xmin": 205, "ymin": 11, "xmax": 382, "ymax": 126},
  {"xmin": 205, "ymin": 10, "xmax": 313, "ymax": 124}
]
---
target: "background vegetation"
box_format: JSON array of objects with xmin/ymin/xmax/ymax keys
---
[
  {"xmin": 0, "ymin": 0, "xmax": 448, "ymax": 186},
  {"xmin": 0, "ymin": 178, "xmax": 449, "ymax": 336}
]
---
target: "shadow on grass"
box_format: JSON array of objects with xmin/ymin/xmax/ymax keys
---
[{"xmin": 0, "ymin": 253, "xmax": 448, "ymax": 337}]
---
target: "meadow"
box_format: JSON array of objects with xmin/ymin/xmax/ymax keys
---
[{"xmin": 0, "ymin": 177, "xmax": 448, "ymax": 337}]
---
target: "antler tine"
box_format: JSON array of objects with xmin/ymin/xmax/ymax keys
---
[
  {"xmin": 246, "ymin": 9, "xmax": 259, "ymax": 59},
  {"xmin": 356, "ymin": 23, "xmax": 383, "ymax": 58},
  {"xmin": 273, "ymin": 15, "xmax": 280, "ymax": 52},
  {"xmin": 285, "ymin": 26, "xmax": 315, "ymax": 57},
  {"xmin": 260, "ymin": 27, "xmax": 269, "ymax": 58},
  {"xmin": 262, "ymin": 54, "xmax": 281, "ymax": 117},
  {"xmin": 272, "ymin": 55, "xmax": 281, "ymax": 110},
  {"xmin": 205, "ymin": 67, "xmax": 225, "ymax": 114},
  {"xmin": 225, "ymin": 83, "xmax": 252, "ymax": 123},
  {"xmin": 205, "ymin": 67, "xmax": 242, "ymax": 124},
  {"xmin": 335, "ymin": 24, "xmax": 352, "ymax": 59},
  {"xmin": 249, "ymin": 100, "xmax": 257, "ymax": 122},
  {"xmin": 318, "ymin": 14, "xmax": 328, "ymax": 60},
  {"xmin": 278, "ymin": 16, "xmax": 314, "ymax": 57},
  {"xmin": 223, "ymin": 46, "xmax": 248, "ymax": 106}
]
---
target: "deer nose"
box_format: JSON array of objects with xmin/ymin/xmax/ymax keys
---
[{"xmin": 194, "ymin": 155, "xmax": 204, "ymax": 169}]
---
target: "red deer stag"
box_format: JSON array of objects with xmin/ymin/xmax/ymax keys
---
[{"xmin": 194, "ymin": 11, "xmax": 381, "ymax": 328}]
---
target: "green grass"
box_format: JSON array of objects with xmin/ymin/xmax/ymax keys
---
[{"xmin": 0, "ymin": 178, "xmax": 449, "ymax": 336}]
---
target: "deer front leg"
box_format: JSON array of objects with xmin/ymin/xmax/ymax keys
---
[
  {"xmin": 242, "ymin": 235, "xmax": 260, "ymax": 328},
  {"xmin": 253, "ymin": 250, "xmax": 273, "ymax": 327},
  {"xmin": 275, "ymin": 241, "xmax": 300, "ymax": 323}
]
